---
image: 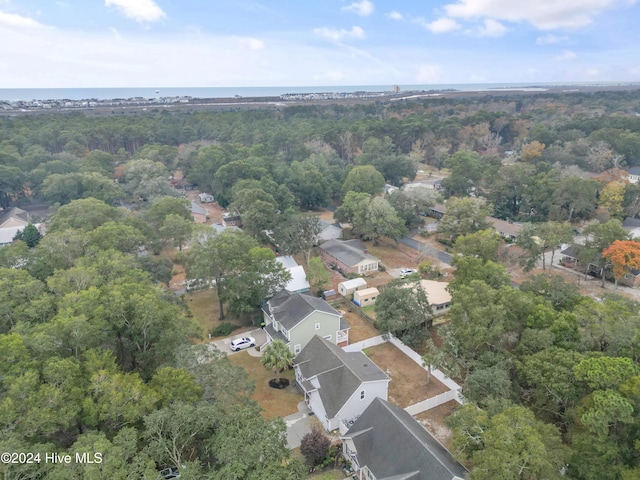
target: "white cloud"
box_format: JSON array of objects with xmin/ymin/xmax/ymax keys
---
[
  {"xmin": 0, "ymin": 10, "xmax": 43, "ymax": 28},
  {"xmin": 342, "ymin": 0, "xmax": 374, "ymax": 16},
  {"xmin": 238, "ymin": 37, "xmax": 264, "ymax": 50},
  {"xmin": 444, "ymin": 0, "xmax": 637, "ymax": 30},
  {"xmin": 536, "ymin": 33, "xmax": 568, "ymax": 45},
  {"xmin": 556, "ymin": 50, "xmax": 577, "ymax": 61},
  {"xmin": 475, "ymin": 18, "xmax": 507, "ymax": 36},
  {"xmin": 421, "ymin": 17, "xmax": 461, "ymax": 33},
  {"xmin": 386, "ymin": 10, "xmax": 403, "ymax": 20},
  {"xmin": 314, "ymin": 69, "xmax": 347, "ymax": 83},
  {"xmin": 415, "ymin": 64, "xmax": 444, "ymax": 83},
  {"xmin": 313, "ymin": 25, "xmax": 365, "ymax": 42},
  {"xmin": 105, "ymin": 0, "xmax": 166, "ymax": 23}
]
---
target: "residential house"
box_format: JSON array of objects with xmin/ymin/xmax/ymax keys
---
[
  {"xmin": 190, "ymin": 201, "xmax": 208, "ymax": 224},
  {"xmin": 209, "ymin": 222, "xmax": 241, "ymax": 235},
  {"xmin": 338, "ymin": 278, "xmax": 367, "ymax": 297},
  {"xmin": 623, "ymin": 217, "xmax": 640, "ymax": 239},
  {"xmin": 490, "ymin": 217, "xmax": 522, "ymax": 241},
  {"xmin": 262, "ymin": 289, "xmax": 349, "ymax": 354},
  {"xmin": 275, "ymin": 256, "xmax": 310, "ymax": 293},
  {"xmin": 294, "ymin": 336, "xmax": 389, "ymax": 432},
  {"xmin": 425, "ymin": 203, "xmax": 522, "ymax": 240},
  {"xmin": 342, "ymin": 397, "xmax": 467, "ymax": 480},
  {"xmin": 408, "ymin": 280, "xmax": 452, "ymax": 318},
  {"xmin": 198, "ymin": 193, "xmax": 215, "ymax": 203},
  {"xmin": 317, "ymin": 220, "xmax": 343, "ymax": 243},
  {"xmin": 353, "ymin": 287, "xmax": 379, "ymax": 307},
  {"xmin": 0, "ymin": 207, "xmax": 30, "ymax": 228},
  {"xmin": 627, "ymin": 167, "xmax": 640, "ymax": 184},
  {"xmin": 222, "ymin": 212, "xmax": 242, "ymax": 228},
  {"xmin": 319, "ymin": 239, "xmax": 380, "ymax": 275}
]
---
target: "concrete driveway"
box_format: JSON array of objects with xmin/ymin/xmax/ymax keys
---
[
  {"xmin": 209, "ymin": 327, "xmax": 267, "ymax": 357},
  {"xmin": 284, "ymin": 402, "xmax": 313, "ymax": 449}
]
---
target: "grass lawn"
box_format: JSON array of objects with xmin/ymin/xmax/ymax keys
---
[{"xmin": 228, "ymin": 351, "xmax": 302, "ymax": 419}]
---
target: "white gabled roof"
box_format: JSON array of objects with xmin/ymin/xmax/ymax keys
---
[{"xmin": 339, "ymin": 278, "xmax": 367, "ymax": 290}]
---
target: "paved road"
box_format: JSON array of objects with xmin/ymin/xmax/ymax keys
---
[{"xmin": 400, "ymin": 235, "xmax": 453, "ymax": 265}]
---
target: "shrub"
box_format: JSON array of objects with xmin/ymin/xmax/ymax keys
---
[
  {"xmin": 300, "ymin": 426, "xmax": 331, "ymax": 466},
  {"xmin": 209, "ymin": 322, "xmax": 238, "ymax": 337}
]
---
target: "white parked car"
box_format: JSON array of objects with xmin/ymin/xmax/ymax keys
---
[
  {"xmin": 230, "ymin": 336, "xmax": 256, "ymax": 351},
  {"xmin": 400, "ymin": 268, "xmax": 417, "ymax": 278}
]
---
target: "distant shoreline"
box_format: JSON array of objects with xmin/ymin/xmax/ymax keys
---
[{"xmin": 1, "ymin": 83, "xmax": 639, "ymax": 116}]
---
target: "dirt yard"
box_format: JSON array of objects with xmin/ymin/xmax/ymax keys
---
[
  {"xmin": 414, "ymin": 400, "xmax": 459, "ymax": 447},
  {"xmin": 365, "ymin": 342, "xmax": 449, "ymax": 408}
]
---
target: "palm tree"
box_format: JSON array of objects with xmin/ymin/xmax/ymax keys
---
[{"xmin": 261, "ymin": 340, "xmax": 294, "ymax": 382}]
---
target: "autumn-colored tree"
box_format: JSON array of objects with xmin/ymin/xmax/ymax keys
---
[
  {"xmin": 599, "ymin": 181, "xmax": 626, "ymax": 218},
  {"xmin": 520, "ymin": 141, "xmax": 545, "ymax": 163},
  {"xmin": 602, "ymin": 240, "xmax": 640, "ymax": 290}
]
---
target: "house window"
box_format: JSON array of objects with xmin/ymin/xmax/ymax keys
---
[
  {"xmin": 315, "ymin": 323, "xmax": 320, "ymax": 330},
  {"xmin": 294, "ymin": 344, "xmax": 301, "ymax": 354},
  {"xmin": 360, "ymin": 390, "xmax": 365, "ymax": 400}
]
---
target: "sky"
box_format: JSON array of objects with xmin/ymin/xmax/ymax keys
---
[{"xmin": 0, "ymin": 0, "xmax": 639, "ymax": 88}]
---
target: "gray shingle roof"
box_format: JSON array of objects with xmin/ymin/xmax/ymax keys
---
[
  {"xmin": 294, "ymin": 336, "xmax": 388, "ymax": 418},
  {"xmin": 628, "ymin": 167, "xmax": 640, "ymax": 176},
  {"xmin": 319, "ymin": 239, "xmax": 378, "ymax": 267},
  {"xmin": 345, "ymin": 398, "xmax": 467, "ymax": 480},
  {"xmin": 623, "ymin": 217, "xmax": 640, "ymax": 229},
  {"xmin": 265, "ymin": 290, "xmax": 341, "ymax": 330}
]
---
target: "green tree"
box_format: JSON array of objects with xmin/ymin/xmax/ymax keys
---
[
  {"xmin": 441, "ymin": 150, "xmax": 484, "ymax": 197},
  {"xmin": 341, "ymin": 165, "xmax": 385, "ymax": 196},
  {"xmin": 143, "ymin": 402, "xmax": 218, "ymax": 468},
  {"xmin": 353, "ymin": 196, "xmax": 407, "ymax": 245},
  {"xmin": 470, "ymin": 406, "xmax": 567, "ymax": 480},
  {"xmin": 453, "ymin": 229, "xmax": 502, "ymax": 263},
  {"xmin": 307, "ymin": 256, "xmax": 329, "ymax": 292},
  {"xmin": 261, "ymin": 340, "xmax": 294, "ymax": 380},
  {"xmin": 437, "ymin": 197, "xmax": 492, "ymax": 243},
  {"xmin": 375, "ymin": 281, "xmax": 433, "ymax": 346},
  {"xmin": 273, "ymin": 213, "xmax": 321, "ymax": 265},
  {"xmin": 13, "ymin": 223, "xmax": 42, "ymax": 248},
  {"xmin": 159, "ymin": 213, "xmax": 193, "ymax": 251},
  {"xmin": 387, "ymin": 188, "xmax": 436, "ymax": 228},
  {"xmin": 581, "ymin": 219, "xmax": 630, "ymax": 287},
  {"xmin": 48, "ymin": 198, "xmax": 123, "ymax": 233}
]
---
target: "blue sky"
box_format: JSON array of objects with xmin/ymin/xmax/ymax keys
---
[{"xmin": 1, "ymin": 0, "xmax": 638, "ymax": 88}]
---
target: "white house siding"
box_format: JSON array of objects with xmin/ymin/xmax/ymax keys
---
[
  {"xmin": 307, "ymin": 390, "xmax": 332, "ymax": 431},
  {"xmin": 335, "ymin": 380, "xmax": 389, "ymax": 430}
]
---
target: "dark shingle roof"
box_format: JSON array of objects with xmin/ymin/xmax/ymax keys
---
[
  {"xmin": 623, "ymin": 217, "xmax": 640, "ymax": 229},
  {"xmin": 345, "ymin": 398, "xmax": 467, "ymax": 480},
  {"xmin": 319, "ymin": 239, "xmax": 378, "ymax": 267},
  {"xmin": 266, "ymin": 290, "xmax": 341, "ymax": 330},
  {"xmin": 294, "ymin": 336, "xmax": 389, "ymax": 417},
  {"xmin": 628, "ymin": 167, "xmax": 640, "ymax": 176}
]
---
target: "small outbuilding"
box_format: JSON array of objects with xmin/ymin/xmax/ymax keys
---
[
  {"xmin": 198, "ymin": 193, "xmax": 215, "ymax": 203},
  {"xmin": 338, "ymin": 278, "xmax": 367, "ymax": 297},
  {"xmin": 353, "ymin": 287, "xmax": 379, "ymax": 307}
]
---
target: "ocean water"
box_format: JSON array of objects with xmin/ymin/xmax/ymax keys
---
[{"xmin": 0, "ymin": 82, "xmax": 636, "ymax": 102}]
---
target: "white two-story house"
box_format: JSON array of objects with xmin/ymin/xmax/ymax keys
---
[{"xmin": 294, "ymin": 335, "xmax": 389, "ymax": 432}]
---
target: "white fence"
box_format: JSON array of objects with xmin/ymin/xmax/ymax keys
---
[
  {"xmin": 345, "ymin": 333, "xmax": 463, "ymax": 413},
  {"xmin": 343, "ymin": 335, "xmax": 386, "ymax": 352},
  {"xmin": 404, "ymin": 390, "xmax": 462, "ymax": 415}
]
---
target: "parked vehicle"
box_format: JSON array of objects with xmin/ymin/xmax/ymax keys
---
[
  {"xmin": 400, "ymin": 268, "xmax": 417, "ymax": 278},
  {"xmin": 159, "ymin": 467, "xmax": 180, "ymax": 479},
  {"xmin": 230, "ymin": 336, "xmax": 256, "ymax": 351}
]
